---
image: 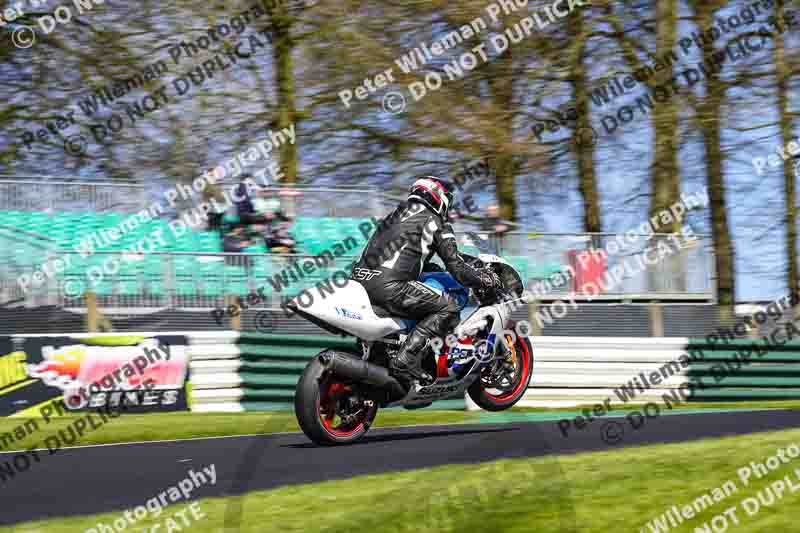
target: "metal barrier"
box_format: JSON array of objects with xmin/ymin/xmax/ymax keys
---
[
  {"xmin": 520, "ymin": 336, "xmax": 800, "ymax": 407},
  {"xmin": 4, "ymin": 235, "xmax": 713, "ymax": 307},
  {"xmin": 186, "ymin": 333, "xmax": 800, "ymax": 411},
  {"xmin": 1, "ymin": 250, "xmax": 360, "ymax": 310},
  {"xmin": 483, "ymin": 231, "xmax": 713, "ymax": 299},
  {"xmin": 255, "ymin": 186, "xmax": 399, "ymax": 218},
  {"xmin": 0, "ymin": 226, "xmax": 55, "ymax": 306},
  {"xmin": 0, "ymin": 179, "xmax": 148, "ymax": 213},
  {"xmin": 0, "ymin": 178, "xmax": 398, "ymax": 219},
  {"xmin": 0, "ymin": 234, "xmax": 713, "ymax": 314},
  {"xmin": 2, "ymin": 330, "xmax": 790, "ymax": 413},
  {"xmin": 188, "ymin": 332, "xmax": 356, "ymax": 412},
  {"xmin": 187, "ymin": 331, "xmax": 465, "ymax": 411},
  {"xmin": 0, "ymin": 178, "xmax": 713, "ymax": 301}
]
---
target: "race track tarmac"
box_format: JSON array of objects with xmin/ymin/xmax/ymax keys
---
[{"xmin": 2, "ymin": 408, "xmax": 800, "ymax": 526}]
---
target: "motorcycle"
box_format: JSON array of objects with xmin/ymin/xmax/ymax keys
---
[{"xmin": 287, "ymin": 235, "xmax": 533, "ymax": 445}]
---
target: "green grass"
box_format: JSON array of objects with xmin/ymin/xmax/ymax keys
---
[
  {"xmin": 10, "ymin": 426, "xmax": 800, "ymax": 532},
  {"xmin": 1, "ymin": 400, "xmax": 799, "ymax": 452},
  {"xmin": 0, "ymin": 410, "xmax": 481, "ymax": 452}
]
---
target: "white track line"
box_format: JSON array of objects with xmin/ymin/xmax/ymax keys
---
[
  {"xmin": 0, "ymin": 408, "xmax": 787, "ymax": 456},
  {"xmin": 0, "ymin": 421, "xmax": 476, "ymax": 455},
  {"xmin": 0, "ymin": 430, "xmax": 303, "ymax": 455}
]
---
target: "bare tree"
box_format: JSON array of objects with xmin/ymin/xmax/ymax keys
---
[
  {"xmin": 772, "ymin": 0, "xmax": 798, "ymax": 309},
  {"xmin": 568, "ymin": 8, "xmax": 602, "ymax": 234}
]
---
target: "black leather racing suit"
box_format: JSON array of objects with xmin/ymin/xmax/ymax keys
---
[{"xmin": 350, "ymin": 200, "xmax": 495, "ymax": 342}]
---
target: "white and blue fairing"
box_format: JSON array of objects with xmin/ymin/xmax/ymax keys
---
[{"xmin": 288, "ymin": 271, "xmax": 473, "ymax": 341}]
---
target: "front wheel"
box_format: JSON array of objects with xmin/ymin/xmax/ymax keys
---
[
  {"xmin": 467, "ymin": 333, "xmax": 533, "ymax": 411},
  {"xmin": 294, "ymin": 351, "xmax": 379, "ymax": 445}
]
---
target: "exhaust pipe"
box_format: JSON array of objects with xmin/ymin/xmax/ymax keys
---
[{"xmin": 318, "ymin": 351, "xmax": 406, "ymax": 400}]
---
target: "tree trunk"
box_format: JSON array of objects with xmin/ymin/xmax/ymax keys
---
[
  {"xmin": 696, "ymin": 3, "xmax": 735, "ymax": 318},
  {"xmin": 487, "ymin": 47, "xmax": 517, "ymax": 222},
  {"xmin": 774, "ymin": 0, "xmax": 798, "ymax": 309},
  {"xmin": 649, "ymin": 0, "xmax": 681, "ymax": 231},
  {"xmin": 270, "ymin": 2, "xmax": 298, "ymax": 185},
  {"xmin": 704, "ymin": 98, "xmax": 735, "ymax": 317},
  {"xmin": 648, "ymin": 0, "xmax": 685, "ymax": 293},
  {"xmin": 569, "ymin": 9, "xmax": 602, "ymax": 235}
]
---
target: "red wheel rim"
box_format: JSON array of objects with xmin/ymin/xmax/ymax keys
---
[
  {"xmin": 317, "ymin": 373, "xmax": 368, "ymax": 438},
  {"xmin": 483, "ymin": 336, "xmax": 531, "ymax": 403}
]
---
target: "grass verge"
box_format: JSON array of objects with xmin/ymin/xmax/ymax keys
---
[
  {"xmin": 1, "ymin": 400, "xmax": 798, "ymax": 452},
  {"xmin": 9, "ymin": 426, "xmax": 800, "ymax": 532},
  {"xmin": 0, "ymin": 410, "xmax": 477, "ymax": 453}
]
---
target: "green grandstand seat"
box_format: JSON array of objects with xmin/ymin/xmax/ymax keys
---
[
  {"xmin": 199, "ymin": 260, "xmax": 225, "ymax": 275},
  {"xmin": 201, "ymin": 278, "xmax": 224, "ymax": 296},
  {"xmin": 508, "ymin": 256, "xmax": 529, "ymax": 279},
  {"xmin": 0, "ymin": 211, "xmax": 413, "ymax": 298},
  {"xmin": 118, "ymin": 279, "xmax": 141, "ymax": 295},
  {"xmin": 172, "ymin": 257, "xmax": 198, "ymax": 278},
  {"xmin": 531, "ymin": 263, "xmax": 564, "ymax": 279},
  {"xmin": 197, "ymin": 232, "xmax": 222, "ymax": 253},
  {"xmin": 225, "ymin": 279, "xmax": 249, "ymax": 296},
  {"xmin": 146, "ymin": 280, "xmax": 163, "ymax": 295},
  {"xmin": 176, "ymin": 280, "xmax": 197, "ymax": 296},
  {"xmin": 91, "ymin": 280, "xmax": 113, "ymax": 295}
]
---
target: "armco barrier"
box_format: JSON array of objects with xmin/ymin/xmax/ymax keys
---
[
  {"xmin": 519, "ymin": 336, "xmax": 800, "ymax": 407},
  {"xmin": 187, "ymin": 332, "xmax": 465, "ymax": 411},
  {"xmin": 520, "ymin": 336, "xmax": 691, "ymax": 407},
  {"xmin": 5, "ymin": 333, "xmax": 799, "ymax": 414},
  {"xmin": 683, "ymin": 337, "xmax": 800, "ymax": 400},
  {"xmin": 189, "ymin": 333, "xmax": 357, "ymax": 412}
]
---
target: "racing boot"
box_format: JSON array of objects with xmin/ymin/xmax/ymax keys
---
[{"xmin": 390, "ymin": 328, "xmax": 434, "ymax": 389}]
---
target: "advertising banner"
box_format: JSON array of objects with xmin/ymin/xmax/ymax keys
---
[{"xmin": 0, "ymin": 335, "xmax": 189, "ymax": 416}]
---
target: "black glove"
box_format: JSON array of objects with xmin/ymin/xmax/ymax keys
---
[
  {"xmin": 486, "ymin": 269, "xmax": 501, "ymax": 290},
  {"xmin": 475, "ymin": 268, "xmax": 502, "ymax": 303},
  {"xmin": 423, "ymin": 261, "xmax": 445, "ymax": 273}
]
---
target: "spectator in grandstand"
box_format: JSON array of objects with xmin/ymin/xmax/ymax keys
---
[
  {"xmin": 223, "ymin": 226, "xmax": 254, "ymax": 268},
  {"xmin": 233, "ymin": 173, "xmax": 267, "ymax": 225},
  {"xmin": 480, "ymin": 204, "xmax": 510, "ymax": 250},
  {"xmin": 254, "ymin": 188, "xmax": 297, "ymax": 253},
  {"xmin": 202, "ymin": 183, "xmax": 226, "ymax": 232}
]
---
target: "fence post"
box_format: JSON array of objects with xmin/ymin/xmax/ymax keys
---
[
  {"xmin": 45, "ymin": 251, "xmax": 56, "ymax": 307},
  {"xmin": 225, "ymin": 294, "xmax": 241, "ymax": 330},
  {"xmin": 649, "ymin": 304, "xmax": 664, "ymax": 337},
  {"xmin": 85, "ymin": 291, "xmax": 113, "ymax": 332},
  {"xmin": 164, "ymin": 253, "xmax": 176, "ymax": 310},
  {"xmin": 747, "ymin": 317, "xmax": 760, "ymax": 340},
  {"xmin": 86, "ymin": 291, "xmax": 99, "ymax": 332},
  {"xmin": 528, "ymin": 299, "xmax": 542, "ymax": 336}
]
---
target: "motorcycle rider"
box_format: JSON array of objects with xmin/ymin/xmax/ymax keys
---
[{"xmin": 350, "ymin": 176, "xmax": 502, "ymax": 387}]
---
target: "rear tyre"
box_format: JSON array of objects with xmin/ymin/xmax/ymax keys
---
[
  {"xmin": 467, "ymin": 334, "xmax": 533, "ymax": 411},
  {"xmin": 294, "ymin": 351, "xmax": 378, "ymax": 445}
]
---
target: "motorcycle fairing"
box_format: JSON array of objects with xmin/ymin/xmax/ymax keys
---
[
  {"xmin": 288, "ymin": 280, "xmax": 411, "ymax": 341},
  {"xmin": 386, "ymin": 303, "xmax": 512, "ymax": 407},
  {"xmin": 292, "ymin": 270, "xmax": 514, "ymax": 406}
]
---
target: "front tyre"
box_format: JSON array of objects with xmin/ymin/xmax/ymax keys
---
[
  {"xmin": 294, "ymin": 351, "xmax": 378, "ymax": 445},
  {"xmin": 468, "ymin": 334, "xmax": 533, "ymax": 411}
]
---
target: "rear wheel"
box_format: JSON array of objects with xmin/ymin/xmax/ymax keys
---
[
  {"xmin": 294, "ymin": 352, "xmax": 378, "ymax": 445},
  {"xmin": 467, "ymin": 333, "xmax": 533, "ymax": 411}
]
